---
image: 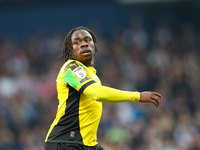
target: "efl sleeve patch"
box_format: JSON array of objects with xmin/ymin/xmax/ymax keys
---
[
  {"xmin": 72, "ymin": 67, "xmax": 87, "ymax": 79},
  {"xmin": 63, "ymin": 62, "xmax": 96, "ymax": 92}
]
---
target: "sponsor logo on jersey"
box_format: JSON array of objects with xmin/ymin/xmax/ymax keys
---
[
  {"xmin": 70, "ymin": 131, "xmax": 75, "ymax": 137},
  {"xmin": 73, "ymin": 67, "xmax": 87, "ymax": 78}
]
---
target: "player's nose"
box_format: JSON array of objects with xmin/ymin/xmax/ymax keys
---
[{"xmin": 81, "ymin": 41, "xmax": 88, "ymax": 48}]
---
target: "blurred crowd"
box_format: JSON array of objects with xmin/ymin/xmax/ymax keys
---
[{"xmin": 0, "ymin": 18, "xmax": 200, "ymax": 150}]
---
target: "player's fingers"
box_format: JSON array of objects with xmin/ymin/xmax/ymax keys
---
[
  {"xmin": 150, "ymin": 95, "xmax": 160, "ymax": 107},
  {"xmin": 152, "ymin": 92, "xmax": 162, "ymax": 98},
  {"xmin": 149, "ymin": 99, "xmax": 159, "ymax": 107}
]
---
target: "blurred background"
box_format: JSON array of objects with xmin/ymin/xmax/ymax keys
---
[{"xmin": 0, "ymin": 0, "xmax": 200, "ymax": 149}]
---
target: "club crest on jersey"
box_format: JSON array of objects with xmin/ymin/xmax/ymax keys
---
[{"xmin": 73, "ymin": 67, "xmax": 87, "ymax": 78}]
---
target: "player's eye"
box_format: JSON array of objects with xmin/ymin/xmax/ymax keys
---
[
  {"xmin": 75, "ymin": 41, "xmax": 80, "ymax": 45},
  {"xmin": 85, "ymin": 39, "xmax": 91, "ymax": 43}
]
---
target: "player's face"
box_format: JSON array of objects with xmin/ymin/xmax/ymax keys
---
[{"xmin": 71, "ymin": 30, "xmax": 95, "ymax": 66}]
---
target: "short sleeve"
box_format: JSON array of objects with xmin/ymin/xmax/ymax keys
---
[{"xmin": 63, "ymin": 61, "xmax": 96, "ymax": 93}]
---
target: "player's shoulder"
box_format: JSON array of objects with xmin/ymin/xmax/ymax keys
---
[
  {"xmin": 62, "ymin": 59, "xmax": 87, "ymax": 73},
  {"xmin": 59, "ymin": 60, "xmax": 88, "ymax": 79},
  {"xmin": 67, "ymin": 60, "xmax": 80, "ymax": 70},
  {"xmin": 61, "ymin": 59, "xmax": 78, "ymax": 71}
]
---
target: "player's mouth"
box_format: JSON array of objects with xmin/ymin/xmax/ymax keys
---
[{"xmin": 81, "ymin": 49, "xmax": 91, "ymax": 55}]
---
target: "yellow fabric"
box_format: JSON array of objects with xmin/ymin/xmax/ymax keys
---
[
  {"xmin": 83, "ymin": 83, "xmax": 140, "ymax": 103},
  {"xmin": 45, "ymin": 59, "xmax": 102, "ymax": 146}
]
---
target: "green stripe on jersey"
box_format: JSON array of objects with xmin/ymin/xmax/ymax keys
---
[{"xmin": 63, "ymin": 69, "xmax": 82, "ymax": 90}]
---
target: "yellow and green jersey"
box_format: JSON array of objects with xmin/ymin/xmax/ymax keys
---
[{"xmin": 45, "ymin": 59, "xmax": 102, "ymax": 146}]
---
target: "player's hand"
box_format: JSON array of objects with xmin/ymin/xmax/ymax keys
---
[{"xmin": 139, "ymin": 92, "xmax": 162, "ymax": 107}]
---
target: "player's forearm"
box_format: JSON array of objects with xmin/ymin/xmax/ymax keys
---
[{"xmin": 83, "ymin": 83, "xmax": 140, "ymax": 103}]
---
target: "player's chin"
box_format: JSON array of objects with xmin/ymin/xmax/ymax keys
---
[
  {"xmin": 84, "ymin": 58, "xmax": 93, "ymax": 64},
  {"xmin": 79, "ymin": 56, "xmax": 91, "ymax": 63},
  {"xmin": 83, "ymin": 55, "xmax": 92, "ymax": 61}
]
